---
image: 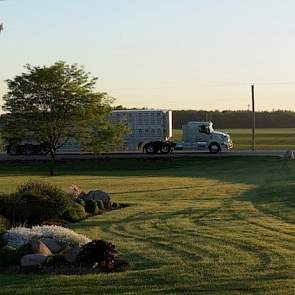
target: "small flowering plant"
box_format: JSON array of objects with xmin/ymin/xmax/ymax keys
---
[{"xmin": 68, "ymin": 184, "xmax": 81, "ymax": 197}]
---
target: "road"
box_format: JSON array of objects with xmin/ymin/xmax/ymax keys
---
[{"xmin": 0, "ymin": 150, "xmax": 287, "ymax": 161}]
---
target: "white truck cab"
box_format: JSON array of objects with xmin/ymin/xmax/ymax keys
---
[{"xmin": 177, "ymin": 121, "xmax": 233, "ymax": 153}]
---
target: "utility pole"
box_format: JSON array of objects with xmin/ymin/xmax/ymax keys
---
[{"xmin": 251, "ymin": 84, "xmax": 256, "ymax": 151}]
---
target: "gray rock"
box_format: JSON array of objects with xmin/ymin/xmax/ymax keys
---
[
  {"xmin": 21, "ymin": 254, "xmax": 47, "ymax": 267},
  {"xmin": 41, "ymin": 238, "xmax": 63, "ymax": 254},
  {"xmin": 80, "ymin": 190, "xmax": 111, "ymax": 206},
  {"xmin": 63, "ymin": 246, "xmax": 80, "ymax": 263},
  {"xmin": 285, "ymin": 150, "xmax": 295, "ymax": 160}
]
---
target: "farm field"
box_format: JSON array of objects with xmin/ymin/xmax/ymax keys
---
[
  {"xmin": 0, "ymin": 157, "xmax": 294, "ymax": 294},
  {"xmin": 172, "ymin": 128, "xmax": 295, "ymax": 150}
]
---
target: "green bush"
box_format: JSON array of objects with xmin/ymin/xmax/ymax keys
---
[
  {"xmin": 0, "ymin": 194, "xmax": 15, "ymax": 223},
  {"xmin": 75, "ymin": 198, "xmax": 85, "ymax": 207},
  {"xmin": 112, "ymin": 202, "xmax": 119, "ymax": 209},
  {"xmin": 0, "ymin": 214, "xmax": 11, "ymax": 234},
  {"xmin": 61, "ymin": 202, "xmax": 86, "ymax": 222},
  {"xmin": 0, "ymin": 181, "xmax": 71, "ymax": 225},
  {"xmin": 0, "ymin": 234, "xmax": 7, "ymax": 248},
  {"xmin": 0, "ymin": 245, "xmax": 18, "ymax": 266},
  {"xmin": 96, "ymin": 200, "xmax": 104, "ymax": 210},
  {"xmin": 85, "ymin": 200, "xmax": 98, "ymax": 214}
]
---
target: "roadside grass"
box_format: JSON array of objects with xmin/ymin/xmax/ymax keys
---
[
  {"xmin": 172, "ymin": 128, "xmax": 295, "ymax": 150},
  {"xmin": 0, "ymin": 157, "xmax": 294, "ymax": 294}
]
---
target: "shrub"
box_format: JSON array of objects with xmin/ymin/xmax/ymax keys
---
[
  {"xmin": 77, "ymin": 240, "xmax": 118, "ymax": 271},
  {"xmin": 112, "ymin": 202, "xmax": 119, "ymax": 209},
  {"xmin": 0, "ymin": 181, "xmax": 71, "ymax": 225},
  {"xmin": 85, "ymin": 200, "xmax": 98, "ymax": 214},
  {"xmin": 3, "ymin": 225, "xmax": 91, "ymax": 249},
  {"xmin": 61, "ymin": 202, "xmax": 86, "ymax": 222},
  {"xmin": 75, "ymin": 198, "xmax": 85, "ymax": 207},
  {"xmin": 96, "ymin": 200, "xmax": 104, "ymax": 210},
  {"xmin": 0, "ymin": 234, "xmax": 7, "ymax": 248},
  {"xmin": 0, "ymin": 194, "xmax": 16, "ymax": 223},
  {"xmin": 0, "ymin": 245, "xmax": 18, "ymax": 266},
  {"xmin": 0, "ymin": 214, "xmax": 11, "ymax": 234}
]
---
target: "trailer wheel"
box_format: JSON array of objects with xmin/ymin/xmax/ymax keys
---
[
  {"xmin": 160, "ymin": 143, "xmax": 171, "ymax": 154},
  {"xmin": 209, "ymin": 142, "xmax": 220, "ymax": 154},
  {"xmin": 23, "ymin": 144, "xmax": 36, "ymax": 155},
  {"xmin": 144, "ymin": 143, "xmax": 157, "ymax": 154}
]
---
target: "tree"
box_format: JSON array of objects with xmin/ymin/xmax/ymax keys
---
[{"xmin": 1, "ymin": 61, "xmax": 128, "ymax": 175}]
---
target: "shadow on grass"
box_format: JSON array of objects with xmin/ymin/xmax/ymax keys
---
[
  {"xmin": 239, "ymin": 182, "xmax": 295, "ymax": 224},
  {"xmin": 0, "ymin": 156, "xmax": 288, "ymax": 181}
]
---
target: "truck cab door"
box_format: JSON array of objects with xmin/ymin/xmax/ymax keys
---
[{"xmin": 196, "ymin": 125, "xmax": 210, "ymax": 149}]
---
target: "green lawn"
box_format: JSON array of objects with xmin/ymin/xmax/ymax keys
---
[
  {"xmin": 0, "ymin": 157, "xmax": 294, "ymax": 294},
  {"xmin": 172, "ymin": 128, "xmax": 295, "ymax": 150}
]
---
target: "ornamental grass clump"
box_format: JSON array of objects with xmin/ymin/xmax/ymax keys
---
[{"xmin": 3, "ymin": 225, "xmax": 91, "ymax": 249}]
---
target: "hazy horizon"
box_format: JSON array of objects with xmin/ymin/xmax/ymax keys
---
[{"xmin": 1, "ymin": 0, "xmax": 295, "ymax": 112}]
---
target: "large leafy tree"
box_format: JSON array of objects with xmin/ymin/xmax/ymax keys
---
[{"xmin": 2, "ymin": 61, "xmax": 127, "ymax": 175}]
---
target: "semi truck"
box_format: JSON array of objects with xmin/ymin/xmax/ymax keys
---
[{"xmin": 2, "ymin": 109, "xmax": 233, "ymax": 155}]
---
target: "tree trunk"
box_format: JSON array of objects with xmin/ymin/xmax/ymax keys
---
[{"xmin": 49, "ymin": 152, "xmax": 55, "ymax": 176}]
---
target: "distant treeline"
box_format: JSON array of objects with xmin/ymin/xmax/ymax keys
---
[
  {"xmin": 172, "ymin": 110, "xmax": 295, "ymax": 129},
  {"xmin": 114, "ymin": 107, "xmax": 295, "ymax": 129}
]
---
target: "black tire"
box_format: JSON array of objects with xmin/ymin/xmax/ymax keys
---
[
  {"xmin": 160, "ymin": 143, "xmax": 171, "ymax": 154},
  {"xmin": 39, "ymin": 145, "xmax": 48, "ymax": 155},
  {"xmin": 7, "ymin": 145, "xmax": 18, "ymax": 155},
  {"xmin": 209, "ymin": 142, "xmax": 220, "ymax": 154},
  {"xmin": 144, "ymin": 143, "xmax": 158, "ymax": 154},
  {"xmin": 23, "ymin": 144, "xmax": 36, "ymax": 155}
]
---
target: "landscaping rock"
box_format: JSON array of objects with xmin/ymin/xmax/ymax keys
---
[
  {"xmin": 63, "ymin": 246, "xmax": 80, "ymax": 263},
  {"xmin": 21, "ymin": 254, "xmax": 47, "ymax": 267},
  {"xmin": 80, "ymin": 190, "xmax": 111, "ymax": 207},
  {"xmin": 42, "ymin": 238, "xmax": 63, "ymax": 254},
  {"xmin": 284, "ymin": 150, "xmax": 295, "ymax": 160},
  {"xmin": 28, "ymin": 240, "xmax": 52, "ymax": 256}
]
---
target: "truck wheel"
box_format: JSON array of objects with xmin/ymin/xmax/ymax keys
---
[
  {"xmin": 7, "ymin": 145, "xmax": 18, "ymax": 155},
  {"xmin": 160, "ymin": 143, "xmax": 171, "ymax": 154},
  {"xmin": 209, "ymin": 142, "xmax": 220, "ymax": 154},
  {"xmin": 144, "ymin": 143, "xmax": 157, "ymax": 154}
]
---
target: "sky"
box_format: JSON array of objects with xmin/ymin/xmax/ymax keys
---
[{"xmin": 1, "ymin": 0, "xmax": 295, "ymax": 111}]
